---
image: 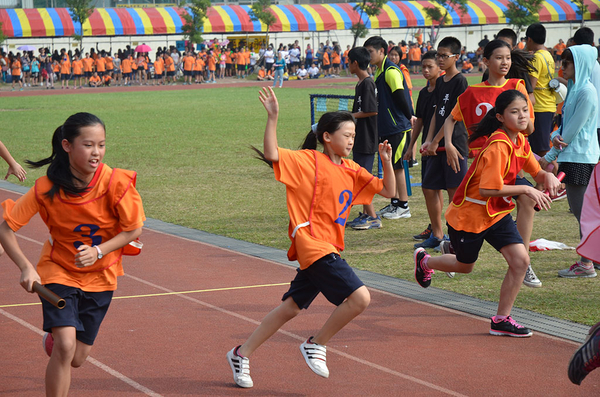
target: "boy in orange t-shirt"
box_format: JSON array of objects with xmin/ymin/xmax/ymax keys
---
[
  {"xmin": 72, "ymin": 54, "xmax": 84, "ymax": 89},
  {"xmin": 82, "ymin": 53, "xmax": 94, "ymax": 80},
  {"xmin": 11, "ymin": 57, "xmax": 23, "ymax": 91},
  {"xmin": 103, "ymin": 73, "xmax": 112, "ymax": 86},
  {"xmin": 121, "ymin": 56, "xmax": 132, "ymax": 86},
  {"xmin": 183, "ymin": 51, "xmax": 195, "ymax": 85},
  {"xmin": 193, "ymin": 53, "xmax": 204, "ymax": 84},
  {"xmin": 236, "ymin": 47, "xmax": 247, "ymax": 79},
  {"xmin": 409, "ymin": 44, "xmax": 422, "ymax": 74},
  {"xmin": 153, "ymin": 54, "xmax": 164, "ymax": 86},
  {"xmin": 207, "ymin": 51, "xmax": 216, "ymax": 83},
  {"xmin": 164, "ymin": 53, "xmax": 175, "ymax": 85},
  {"xmin": 88, "ymin": 72, "xmax": 101, "ymax": 87},
  {"xmin": 60, "ymin": 53, "xmax": 71, "ymax": 89}
]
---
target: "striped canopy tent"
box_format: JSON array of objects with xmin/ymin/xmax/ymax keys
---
[{"xmin": 1, "ymin": 0, "xmax": 599, "ymax": 38}]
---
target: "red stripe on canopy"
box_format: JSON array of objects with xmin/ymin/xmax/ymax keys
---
[
  {"xmin": 144, "ymin": 8, "xmax": 168, "ymax": 35},
  {"xmin": 282, "ymin": 4, "xmax": 309, "ymax": 31},
  {"xmin": 87, "ymin": 9, "xmax": 107, "ymax": 36},
  {"xmin": 23, "ymin": 9, "xmax": 46, "ymax": 37},
  {"xmin": 55, "ymin": 8, "xmax": 75, "ymax": 36},
  {"xmin": 310, "ymin": 4, "xmax": 337, "ymax": 31},
  {"xmin": 206, "ymin": 7, "xmax": 227, "ymax": 32},
  {"xmin": 229, "ymin": 5, "xmax": 255, "ymax": 32}
]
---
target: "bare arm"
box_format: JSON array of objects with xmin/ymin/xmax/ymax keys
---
[
  {"xmin": 528, "ymin": 75, "xmax": 537, "ymax": 106},
  {"xmin": 404, "ymin": 118, "xmax": 423, "ymax": 161},
  {"xmin": 377, "ymin": 141, "xmax": 396, "ymax": 198},
  {"xmin": 479, "ymin": 179, "xmax": 554, "ymax": 212},
  {"xmin": 443, "ymin": 116, "xmax": 464, "ymax": 173},
  {"xmin": 74, "ymin": 228, "xmax": 143, "ymax": 268},
  {"xmin": 259, "ymin": 87, "xmax": 280, "ymax": 163},
  {"xmin": 352, "ymin": 111, "xmax": 377, "ymax": 119},
  {"xmin": 0, "ymin": 221, "xmax": 39, "ymax": 292}
]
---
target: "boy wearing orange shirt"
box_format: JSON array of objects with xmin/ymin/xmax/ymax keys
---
[
  {"xmin": 82, "ymin": 53, "xmax": 94, "ymax": 81},
  {"xmin": 225, "ymin": 49, "xmax": 233, "ymax": 77},
  {"xmin": 153, "ymin": 54, "xmax": 164, "ymax": 86},
  {"xmin": 60, "ymin": 52, "xmax": 71, "ymax": 89},
  {"xmin": 193, "ymin": 53, "xmax": 204, "ymax": 84},
  {"xmin": 88, "ymin": 72, "xmax": 101, "ymax": 87},
  {"xmin": 322, "ymin": 49, "xmax": 331, "ymax": 77},
  {"xmin": 72, "ymin": 54, "xmax": 84, "ymax": 89},
  {"xmin": 409, "ymin": 43, "xmax": 422, "ymax": 74},
  {"xmin": 183, "ymin": 51, "xmax": 195, "ymax": 85},
  {"xmin": 103, "ymin": 73, "xmax": 112, "ymax": 86},
  {"xmin": 95, "ymin": 55, "xmax": 106, "ymax": 78},
  {"xmin": 236, "ymin": 47, "xmax": 247, "ymax": 79},
  {"xmin": 164, "ymin": 53, "xmax": 175, "ymax": 85},
  {"xmin": 11, "ymin": 57, "xmax": 23, "ymax": 91},
  {"xmin": 207, "ymin": 51, "xmax": 217, "ymax": 83},
  {"xmin": 121, "ymin": 56, "xmax": 132, "ymax": 86}
]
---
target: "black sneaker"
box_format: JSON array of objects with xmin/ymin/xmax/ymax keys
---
[
  {"xmin": 489, "ymin": 316, "xmax": 532, "ymax": 338},
  {"xmin": 568, "ymin": 321, "xmax": 600, "ymax": 385},
  {"xmin": 414, "ymin": 248, "xmax": 434, "ymax": 288},
  {"xmin": 413, "ymin": 224, "xmax": 432, "ymax": 241}
]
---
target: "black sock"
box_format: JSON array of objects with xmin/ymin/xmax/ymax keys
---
[
  {"xmin": 398, "ymin": 200, "xmax": 408, "ymax": 209},
  {"xmin": 391, "ymin": 198, "xmax": 400, "ymax": 207}
]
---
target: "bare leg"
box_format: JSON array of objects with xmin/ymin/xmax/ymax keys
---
[
  {"xmin": 497, "ymin": 243, "xmax": 529, "ymax": 316},
  {"xmin": 45, "ymin": 327, "xmax": 76, "ymax": 397},
  {"xmin": 423, "ymin": 188, "xmax": 444, "ymax": 239},
  {"xmin": 515, "ymin": 195, "xmax": 535, "ymax": 252},
  {"xmin": 362, "ymin": 203, "xmax": 376, "ymax": 218},
  {"xmin": 312, "ymin": 286, "xmax": 370, "ymax": 345},
  {"xmin": 238, "ymin": 297, "xmax": 301, "ymax": 357},
  {"xmin": 426, "ymin": 254, "xmax": 475, "ymax": 274},
  {"xmin": 394, "ymin": 169, "xmax": 408, "ymax": 201}
]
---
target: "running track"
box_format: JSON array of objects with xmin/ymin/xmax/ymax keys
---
[{"xmin": 0, "ymin": 182, "xmax": 597, "ymax": 396}]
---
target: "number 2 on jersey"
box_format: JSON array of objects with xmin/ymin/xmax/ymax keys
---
[{"xmin": 334, "ymin": 190, "xmax": 353, "ymax": 226}]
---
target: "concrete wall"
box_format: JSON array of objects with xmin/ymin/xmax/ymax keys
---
[{"xmin": 2, "ymin": 21, "xmax": 599, "ymax": 57}]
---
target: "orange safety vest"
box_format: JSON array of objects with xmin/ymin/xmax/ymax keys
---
[{"xmin": 452, "ymin": 130, "xmax": 531, "ymax": 218}]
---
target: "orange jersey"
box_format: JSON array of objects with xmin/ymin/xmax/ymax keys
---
[
  {"xmin": 322, "ymin": 52, "xmax": 330, "ymax": 66},
  {"xmin": 60, "ymin": 58, "xmax": 71, "ymax": 74},
  {"xmin": 154, "ymin": 58, "xmax": 164, "ymax": 75},
  {"xmin": 258, "ymin": 69, "xmax": 265, "ymax": 78},
  {"xmin": 236, "ymin": 52, "xmax": 246, "ymax": 65},
  {"xmin": 89, "ymin": 75, "xmax": 101, "ymax": 84},
  {"xmin": 208, "ymin": 55, "xmax": 216, "ymax": 71},
  {"xmin": 165, "ymin": 56, "xmax": 175, "ymax": 72},
  {"xmin": 273, "ymin": 148, "xmax": 383, "ymax": 269},
  {"xmin": 193, "ymin": 58, "xmax": 204, "ymax": 71},
  {"xmin": 82, "ymin": 58, "xmax": 94, "ymax": 72},
  {"xmin": 103, "ymin": 74, "xmax": 111, "ymax": 83},
  {"xmin": 72, "ymin": 60, "xmax": 83, "ymax": 75},
  {"xmin": 331, "ymin": 51, "xmax": 341, "ymax": 64},
  {"xmin": 409, "ymin": 47, "xmax": 421, "ymax": 62},
  {"xmin": 183, "ymin": 55, "xmax": 194, "ymax": 71},
  {"xmin": 121, "ymin": 58, "xmax": 132, "ymax": 73},
  {"xmin": 105, "ymin": 56, "xmax": 114, "ymax": 70},
  {"xmin": 446, "ymin": 131, "xmax": 540, "ymax": 233},
  {"xmin": 11, "ymin": 60, "xmax": 21, "ymax": 75},
  {"xmin": 95, "ymin": 57, "xmax": 106, "ymax": 72},
  {"xmin": 1, "ymin": 164, "xmax": 145, "ymax": 292},
  {"xmin": 53, "ymin": 63, "xmax": 60, "ymax": 73},
  {"xmin": 225, "ymin": 51, "xmax": 233, "ymax": 64},
  {"xmin": 554, "ymin": 43, "xmax": 566, "ymax": 56}
]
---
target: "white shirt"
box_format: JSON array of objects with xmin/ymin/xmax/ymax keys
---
[
  {"xmin": 265, "ymin": 50, "xmax": 274, "ymax": 64},
  {"xmin": 289, "ymin": 48, "xmax": 300, "ymax": 62},
  {"xmin": 297, "ymin": 68, "xmax": 308, "ymax": 77},
  {"xmin": 308, "ymin": 66, "xmax": 319, "ymax": 76}
]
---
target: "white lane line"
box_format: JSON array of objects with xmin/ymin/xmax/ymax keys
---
[
  {"xmin": 11, "ymin": 221, "xmax": 467, "ymax": 395},
  {"xmin": 0, "ymin": 308, "xmax": 162, "ymax": 397}
]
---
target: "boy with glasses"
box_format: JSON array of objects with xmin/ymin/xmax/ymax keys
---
[{"xmin": 419, "ymin": 37, "xmax": 468, "ymax": 250}]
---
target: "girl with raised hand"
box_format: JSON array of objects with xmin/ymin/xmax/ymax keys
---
[
  {"xmin": 414, "ymin": 90, "xmax": 560, "ymax": 338},
  {"xmin": 0, "ymin": 112, "xmax": 145, "ymax": 396},
  {"xmin": 227, "ymin": 87, "xmax": 396, "ymax": 388}
]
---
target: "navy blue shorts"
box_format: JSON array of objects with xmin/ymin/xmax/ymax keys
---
[
  {"xmin": 184, "ymin": 70, "xmax": 192, "ymax": 76},
  {"xmin": 529, "ymin": 112, "xmax": 554, "ymax": 154},
  {"xmin": 422, "ymin": 152, "xmax": 467, "ymax": 190},
  {"xmin": 41, "ymin": 284, "xmax": 113, "ymax": 345},
  {"xmin": 84, "ymin": 71, "xmax": 92, "ymax": 78},
  {"xmin": 352, "ymin": 151, "xmax": 375, "ymax": 175},
  {"xmin": 282, "ymin": 253, "xmax": 364, "ymax": 309},
  {"xmin": 166, "ymin": 71, "xmax": 175, "ymax": 77},
  {"xmin": 448, "ymin": 213, "xmax": 523, "ymax": 264},
  {"xmin": 380, "ymin": 131, "xmax": 408, "ymax": 170},
  {"xmin": 512, "ymin": 174, "xmax": 533, "ymax": 200}
]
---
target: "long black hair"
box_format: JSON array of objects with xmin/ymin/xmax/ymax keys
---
[
  {"xmin": 483, "ymin": 39, "xmax": 536, "ymax": 79},
  {"xmin": 26, "ymin": 112, "xmax": 105, "ymax": 199},
  {"xmin": 251, "ymin": 111, "xmax": 356, "ymax": 168},
  {"xmin": 469, "ymin": 90, "xmax": 527, "ymax": 144}
]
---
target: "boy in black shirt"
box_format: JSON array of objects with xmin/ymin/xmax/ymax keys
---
[
  {"xmin": 346, "ymin": 47, "xmax": 381, "ymax": 230},
  {"xmin": 404, "ymin": 50, "xmax": 442, "ymax": 241},
  {"xmin": 419, "ymin": 37, "xmax": 468, "ymax": 250}
]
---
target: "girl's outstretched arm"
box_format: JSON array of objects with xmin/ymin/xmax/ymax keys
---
[
  {"xmin": 259, "ymin": 87, "xmax": 280, "ymax": 163},
  {"xmin": 377, "ymin": 140, "xmax": 396, "ymax": 198},
  {"xmin": 0, "ymin": 221, "xmax": 40, "ymax": 292}
]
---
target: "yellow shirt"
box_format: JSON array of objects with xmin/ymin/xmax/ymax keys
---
[{"xmin": 530, "ymin": 50, "xmax": 556, "ymax": 113}]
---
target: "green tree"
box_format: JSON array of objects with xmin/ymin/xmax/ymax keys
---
[
  {"xmin": 0, "ymin": 22, "xmax": 6, "ymax": 46},
  {"xmin": 249, "ymin": 0, "xmax": 277, "ymax": 48},
  {"xmin": 422, "ymin": 0, "xmax": 468, "ymax": 46},
  {"xmin": 503, "ymin": 0, "xmax": 543, "ymax": 37},
  {"xmin": 66, "ymin": 0, "xmax": 94, "ymax": 51},
  {"xmin": 182, "ymin": 0, "xmax": 211, "ymax": 48},
  {"xmin": 350, "ymin": 0, "xmax": 386, "ymax": 48},
  {"xmin": 572, "ymin": 0, "xmax": 589, "ymax": 26}
]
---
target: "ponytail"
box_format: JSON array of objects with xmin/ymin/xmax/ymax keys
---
[
  {"xmin": 250, "ymin": 111, "xmax": 355, "ymax": 168},
  {"xmin": 469, "ymin": 89, "xmax": 527, "ymax": 144},
  {"xmin": 507, "ymin": 49, "xmax": 536, "ymax": 79},
  {"xmin": 26, "ymin": 112, "xmax": 105, "ymax": 199}
]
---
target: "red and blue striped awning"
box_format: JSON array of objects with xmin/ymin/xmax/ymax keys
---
[{"xmin": 1, "ymin": 1, "xmax": 598, "ymax": 38}]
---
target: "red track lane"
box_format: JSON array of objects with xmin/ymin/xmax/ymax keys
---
[{"xmin": 0, "ymin": 186, "xmax": 597, "ymax": 396}]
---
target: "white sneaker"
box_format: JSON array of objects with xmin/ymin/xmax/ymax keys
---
[
  {"xmin": 382, "ymin": 206, "xmax": 411, "ymax": 219},
  {"xmin": 300, "ymin": 337, "xmax": 329, "ymax": 378},
  {"xmin": 226, "ymin": 347, "xmax": 253, "ymax": 388},
  {"xmin": 376, "ymin": 203, "xmax": 395, "ymax": 216},
  {"xmin": 523, "ymin": 264, "xmax": 542, "ymax": 288}
]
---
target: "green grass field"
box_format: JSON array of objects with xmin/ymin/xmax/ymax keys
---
[{"xmin": 1, "ymin": 80, "xmax": 598, "ymax": 326}]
